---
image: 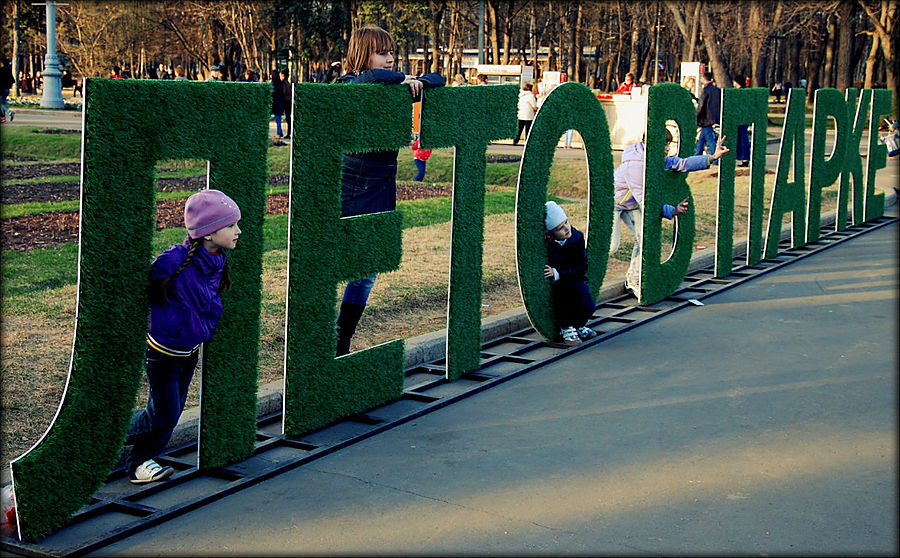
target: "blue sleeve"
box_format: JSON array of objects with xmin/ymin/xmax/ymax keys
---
[
  {"xmin": 665, "ymin": 154, "xmax": 710, "ymax": 173},
  {"xmin": 416, "ymin": 73, "xmax": 446, "ymax": 88},
  {"xmin": 661, "ymin": 204, "xmax": 675, "ymax": 220},
  {"xmin": 350, "ymin": 69, "xmax": 406, "ymax": 84}
]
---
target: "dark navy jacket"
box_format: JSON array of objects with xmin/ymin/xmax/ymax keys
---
[
  {"xmin": 546, "ymin": 227, "xmax": 596, "ymax": 328},
  {"xmin": 148, "ymin": 238, "xmax": 226, "ymax": 350}
]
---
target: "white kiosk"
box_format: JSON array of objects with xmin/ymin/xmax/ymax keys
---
[
  {"xmin": 475, "ymin": 64, "xmax": 534, "ymax": 85},
  {"xmin": 597, "ymin": 85, "xmax": 649, "ymax": 150}
]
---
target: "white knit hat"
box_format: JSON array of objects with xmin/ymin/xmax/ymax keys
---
[{"xmin": 544, "ymin": 201, "xmax": 567, "ymax": 231}]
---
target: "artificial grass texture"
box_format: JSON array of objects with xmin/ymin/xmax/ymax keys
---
[
  {"xmin": 864, "ymin": 89, "xmax": 890, "ymax": 221},
  {"xmin": 283, "ymin": 82, "xmax": 409, "ymax": 436},
  {"xmin": 838, "ymin": 88, "xmax": 873, "ymax": 229},
  {"xmin": 419, "ymin": 83, "xmax": 518, "ymax": 380},
  {"xmin": 765, "ymin": 87, "xmax": 808, "ymax": 259},
  {"xmin": 807, "ymin": 88, "xmax": 850, "ymax": 243},
  {"xmin": 638, "ymin": 82, "xmax": 697, "ymax": 305},
  {"xmin": 516, "ymin": 82, "xmax": 614, "ymax": 341},
  {"xmin": 10, "ymin": 78, "xmax": 271, "ymax": 542},
  {"xmin": 716, "ymin": 87, "xmax": 769, "ymax": 277}
]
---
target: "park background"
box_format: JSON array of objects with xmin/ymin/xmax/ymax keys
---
[
  {"xmin": 2, "ymin": 0, "xmax": 896, "ymax": 104},
  {"xmin": 2, "ymin": 0, "xmax": 898, "ymax": 474}
]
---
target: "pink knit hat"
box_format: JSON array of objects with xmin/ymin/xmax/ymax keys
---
[{"xmin": 184, "ymin": 189, "xmax": 241, "ymax": 239}]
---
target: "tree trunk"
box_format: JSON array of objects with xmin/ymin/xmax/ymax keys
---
[
  {"xmin": 698, "ymin": 7, "xmax": 730, "ymax": 86},
  {"xmin": 864, "ymin": 28, "xmax": 880, "ymax": 88},
  {"xmin": 575, "ymin": 1, "xmax": 584, "ymax": 82},
  {"xmin": 628, "ymin": 25, "xmax": 640, "ymax": 75},
  {"xmin": 488, "ymin": 0, "xmax": 500, "ymax": 64},
  {"xmin": 835, "ymin": 0, "xmax": 853, "ymax": 90},
  {"xmin": 823, "ymin": 12, "xmax": 836, "ymax": 88},
  {"xmin": 429, "ymin": 0, "xmax": 445, "ymax": 74},
  {"xmin": 788, "ymin": 33, "xmax": 801, "ymax": 87},
  {"xmin": 859, "ymin": 0, "xmax": 897, "ymax": 110},
  {"xmin": 687, "ymin": 2, "xmax": 700, "ymax": 61},
  {"xmin": 749, "ymin": 2, "xmax": 766, "ymax": 87}
]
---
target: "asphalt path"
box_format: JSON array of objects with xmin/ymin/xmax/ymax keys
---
[{"xmin": 93, "ymin": 211, "xmax": 898, "ymax": 556}]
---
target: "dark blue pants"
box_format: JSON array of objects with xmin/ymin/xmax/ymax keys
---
[
  {"xmin": 414, "ymin": 159, "xmax": 427, "ymax": 181},
  {"xmin": 553, "ymin": 280, "xmax": 596, "ymax": 329},
  {"xmin": 736, "ymin": 124, "xmax": 750, "ymax": 162},
  {"xmin": 125, "ymin": 345, "xmax": 199, "ymax": 474}
]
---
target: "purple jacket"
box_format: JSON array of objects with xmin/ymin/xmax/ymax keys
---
[{"xmin": 148, "ymin": 238, "xmax": 226, "ymax": 350}]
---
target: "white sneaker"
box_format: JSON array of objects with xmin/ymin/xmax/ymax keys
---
[
  {"xmin": 560, "ymin": 326, "xmax": 581, "ymax": 346},
  {"xmin": 576, "ymin": 326, "xmax": 597, "ymax": 340},
  {"xmin": 130, "ymin": 459, "xmax": 174, "ymax": 484}
]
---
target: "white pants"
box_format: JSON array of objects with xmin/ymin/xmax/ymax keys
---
[{"xmin": 610, "ymin": 207, "xmax": 643, "ymax": 295}]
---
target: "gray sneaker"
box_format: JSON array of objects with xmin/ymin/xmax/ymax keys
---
[
  {"xmin": 560, "ymin": 326, "xmax": 581, "ymax": 346},
  {"xmin": 130, "ymin": 459, "xmax": 174, "ymax": 484},
  {"xmin": 576, "ymin": 326, "xmax": 596, "ymax": 340}
]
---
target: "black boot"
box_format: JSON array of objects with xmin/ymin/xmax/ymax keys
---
[{"xmin": 335, "ymin": 301, "xmax": 366, "ymax": 356}]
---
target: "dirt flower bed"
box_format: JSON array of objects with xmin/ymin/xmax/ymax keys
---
[{"xmin": 0, "ymin": 176, "xmax": 456, "ymax": 252}]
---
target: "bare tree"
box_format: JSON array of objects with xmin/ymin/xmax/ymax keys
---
[{"xmin": 859, "ymin": 0, "xmax": 897, "ymax": 100}]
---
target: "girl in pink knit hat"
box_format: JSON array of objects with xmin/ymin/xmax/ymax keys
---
[{"xmin": 123, "ymin": 189, "xmax": 241, "ymax": 484}]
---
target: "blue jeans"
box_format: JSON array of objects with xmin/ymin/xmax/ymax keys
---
[
  {"xmin": 125, "ymin": 345, "xmax": 199, "ymax": 473},
  {"xmin": 414, "ymin": 159, "xmax": 427, "ymax": 181},
  {"xmin": 1, "ymin": 88, "xmax": 9, "ymax": 117},
  {"xmin": 694, "ymin": 126, "xmax": 718, "ymax": 157},
  {"xmin": 274, "ymin": 113, "xmax": 283, "ymax": 136}
]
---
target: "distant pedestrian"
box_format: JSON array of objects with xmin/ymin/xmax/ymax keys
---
[
  {"xmin": 732, "ymin": 74, "xmax": 751, "ymax": 167},
  {"xmin": 1, "ymin": 60, "xmax": 15, "ymax": 123},
  {"xmin": 270, "ymin": 69, "xmax": 286, "ymax": 139},
  {"xmin": 694, "ymin": 71, "xmax": 721, "ymax": 158},
  {"xmin": 279, "ymin": 69, "xmax": 292, "ymax": 139},
  {"xmin": 514, "ymin": 83, "xmax": 538, "ymax": 145},
  {"xmin": 411, "ymin": 137, "xmax": 432, "ymax": 181},
  {"xmin": 173, "ymin": 65, "xmax": 188, "ymax": 81},
  {"xmin": 772, "ymin": 81, "xmax": 783, "ymax": 103},
  {"xmin": 206, "ymin": 64, "xmax": 223, "ymax": 81}
]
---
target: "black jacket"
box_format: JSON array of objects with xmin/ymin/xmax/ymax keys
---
[{"xmin": 696, "ymin": 82, "xmax": 721, "ymax": 128}]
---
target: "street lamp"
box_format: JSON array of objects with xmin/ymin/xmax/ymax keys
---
[{"xmin": 33, "ymin": 0, "xmax": 68, "ymax": 109}]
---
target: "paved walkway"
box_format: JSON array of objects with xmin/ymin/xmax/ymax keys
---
[{"xmin": 93, "ymin": 208, "xmax": 898, "ymax": 556}]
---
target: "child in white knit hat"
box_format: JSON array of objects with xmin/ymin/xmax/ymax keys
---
[{"xmin": 543, "ymin": 201, "xmax": 597, "ymax": 345}]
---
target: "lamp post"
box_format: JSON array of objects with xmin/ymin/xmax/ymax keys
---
[
  {"xmin": 34, "ymin": 0, "xmax": 67, "ymax": 109},
  {"xmin": 653, "ymin": 2, "xmax": 661, "ymax": 84}
]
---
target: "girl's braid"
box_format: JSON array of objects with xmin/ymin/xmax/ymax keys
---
[
  {"xmin": 150, "ymin": 237, "xmax": 232, "ymax": 301},
  {"xmin": 150, "ymin": 237, "xmax": 201, "ymax": 301}
]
